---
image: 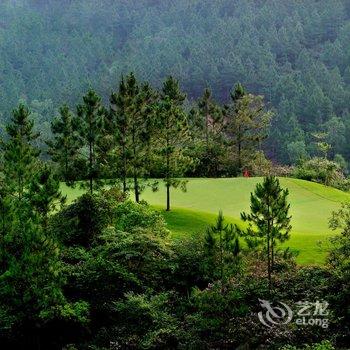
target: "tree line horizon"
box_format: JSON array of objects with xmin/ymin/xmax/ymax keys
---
[{"xmin": 2, "ymin": 72, "xmax": 272, "ymax": 210}]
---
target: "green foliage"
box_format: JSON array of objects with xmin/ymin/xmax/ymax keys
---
[
  {"xmin": 170, "ymin": 238, "xmax": 208, "ymax": 293},
  {"xmin": 109, "ymin": 73, "xmax": 158, "ymax": 201},
  {"xmin": 225, "ymin": 93, "xmax": 273, "ymax": 172},
  {"xmin": 327, "ymin": 203, "xmax": 350, "ymax": 337},
  {"xmin": 110, "ymin": 292, "xmax": 180, "ymax": 349},
  {"xmin": 49, "ymin": 192, "xmax": 118, "ymax": 246},
  {"xmin": 0, "ymin": 111, "xmax": 86, "ymax": 347},
  {"xmin": 293, "ymin": 157, "xmax": 347, "ymax": 188},
  {"xmin": 241, "ymin": 176, "xmax": 292, "ymax": 289},
  {"xmin": 75, "ymin": 89, "xmax": 106, "ymax": 194},
  {"xmin": 154, "ymin": 76, "xmax": 193, "ymax": 210},
  {"xmin": 247, "ymin": 150, "xmax": 273, "ymax": 176},
  {"xmin": 204, "ymin": 211, "xmax": 241, "ymax": 281},
  {"xmin": 184, "ymin": 281, "xmax": 250, "ymax": 348},
  {"xmin": 27, "ymin": 163, "xmax": 65, "ymax": 227},
  {"xmin": 1, "ymin": 1, "xmax": 350, "ymax": 164},
  {"xmin": 280, "ymin": 340, "xmax": 335, "ymax": 350},
  {"xmin": 114, "ymin": 200, "xmax": 169, "ymax": 237},
  {"xmin": 47, "ymin": 105, "xmax": 81, "ymax": 184},
  {"xmin": 193, "ymin": 88, "xmax": 226, "ymax": 177},
  {"xmin": 1, "ymin": 103, "xmax": 40, "ymax": 200}
]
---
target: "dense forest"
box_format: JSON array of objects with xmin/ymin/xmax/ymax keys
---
[
  {"xmin": 0, "ymin": 1, "xmax": 350, "ymax": 349},
  {"xmin": 1, "ymin": 0, "xmax": 350, "ymax": 164}
]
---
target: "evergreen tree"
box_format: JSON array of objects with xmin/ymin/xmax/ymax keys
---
[
  {"xmin": 155, "ymin": 76, "xmax": 192, "ymax": 211},
  {"xmin": 75, "ymin": 89, "xmax": 106, "ymax": 194},
  {"xmin": 231, "ymin": 82, "xmax": 246, "ymax": 103},
  {"xmin": 0, "ymin": 113, "xmax": 87, "ymax": 348},
  {"xmin": 1, "ymin": 104, "xmax": 40, "ymax": 201},
  {"xmin": 198, "ymin": 88, "xmax": 222, "ymax": 149},
  {"xmin": 27, "ymin": 164, "xmax": 65, "ymax": 228},
  {"xmin": 312, "ymin": 131, "xmax": 332, "ymax": 159},
  {"xmin": 225, "ymin": 90, "xmax": 273, "ymax": 173},
  {"xmin": 128, "ymin": 78, "xmax": 157, "ymax": 203},
  {"xmin": 197, "ymin": 88, "xmax": 225, "ymax": 176},
  {"xmin": 204, "ymin": 211, "xmax": 240, "ymax": 284},
  {"xmin": 241, "ymin": 176, "xmax": 291, "ymax": 290},
  {"xmin": 110, "ymin": 73, "xmax": 157, "ymax": 202},
  {"xmin": 0, "ymin": 207, "xmax": 64, "ymax": 348},
  {"xmin": 47, "ymin": 104, "xmax": 80, "ymax": 185},
  {"xmin": 110, "ymin": 76, "xmax": 129, "ymax": 193}
]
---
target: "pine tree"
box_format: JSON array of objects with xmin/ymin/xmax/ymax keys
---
[
  {"xmin": 27, "ymin": 164, "xmax": 65, "ymax": 228},
  {"xmin": 241, "ymin": 176, "xmax": 291, "ymax": 291},
  {"xmin": 110, "ymin": 76, "xmax": 129, "ymax": 193},
  {"xmin": 0, "ymin": 112, "xmax": 82, "ymax": 348},
  {"xmin": 47, "ymin": 104, "xmax": 80, "ymax": 185},
  {"xmin": 0, "ymin": 197, "xmax": 70, "ymax": 348},
  {"xmin": 110, "ymin": 73, "xmax": 157, "ymax": 202},
  {"xmin": 75, "ymin": 89, "xmax": 106, "ymax": 194},
  {"xmin": 1, "ymin": 104, "xmax": 40, "ymax": 201},
  {"xmin": 155, "ymin": 76, "xmax": 192, "ymax": 211},
  {"xmin": 204, "ymin": 211, "xmax": 240, "ymax": 284},
  {"xmin": 231, "ymin": 82, "xmax": 246, "ymax": 103},
  {"xmin": 197, "ymin": 88, "xmax": 225, "ymax": 176},
  {"xmin": 225, "ymin": 86, "xmax": 272, "ymax": 173},
  {"xmin": 131, "ymin": 82, "xmax": 158, "ymax": 202},
  {"xmin": 198, "ymin": 88, "xmax": 216, "ymax": 148}
]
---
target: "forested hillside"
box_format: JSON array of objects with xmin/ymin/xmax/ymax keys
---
[{"xmin": 1, "ymin": 0, "xmax": 350, "ymax": 163}]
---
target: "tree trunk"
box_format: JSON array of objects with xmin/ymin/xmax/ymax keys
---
[
  {"xmin": 89, "ymin": 140, "xmax": 93, "ymax": 195},
  {"xmin": 166, "ymin": 183, "xmax": 170, "ymax": 211},
  {"xmin": 266, "ymin": 196, "xmax": 272, "ymax": 292},
  {"xmin": 134, "ymin": 174, "xmax": 139, "ymax": 203},
  {"xmin": 132, "ymin": 128, "xmax": 139, "ymax": 203},
  {"xmin": 122, "ymin": 142, "xmax": 127, "ymax": 193},
  {"xmin": 271, "ymin": 239, "xmax": 275, "ymax": 270},
  {"xmin": 165, "ymin": 118, "xmax": 171, "ymax": 211},
  {"xmin": 267, "ymin": 232, "xmax": 271, "ymax": 292}
]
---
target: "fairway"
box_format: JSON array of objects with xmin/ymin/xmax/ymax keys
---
[
  {"xmin": 141, "ymin": 177, "xmax": 350, "ymax": 265},
  {"xmin": 61, "ymin": 177, "xmax": 350, "ymax": 265}
]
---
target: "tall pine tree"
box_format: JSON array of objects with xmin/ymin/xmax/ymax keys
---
[
  {"xmin": 1, "ymin": 104, "xmax": 40, "ymax": 201},
  {"xmin": 47, "ymin": 104, "xmax": 80, "ymax": 185},
  {"xmin": 225, "ymin": 85, "xmax": 272, "ymax": 173},
  {"xmin": 197, "ymin": 87, "xmax": 225, "ymax": 176},
  {"xmin": 110, "ymin": 73, "xmax": 157, "ymax": 202},
  {"xmin": 75, "ymin": 89, "xmax": 106, "ymax": 194},
  {"xmin": 155, "ymin": 76, "xmax": 192, "ymax": 211},
  {"xmin": 241, "ymin": 176, "xmax": 291, "ymax": 291}
]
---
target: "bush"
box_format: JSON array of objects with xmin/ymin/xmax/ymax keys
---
[
  {"xmin": 280, "ymin": 340, "xmax": 335, "ymax": 350},
  {"xmin": 108, "ymin": 292, "xmax": 180, "ymax": 349},
  {"xmin": 292, "ymin": 157, "xmax": 346, "ymax": 188},
  {"xmin": 114, "ymin": 200, "xmax": 169, "ymax": 237},
  {"xmin": 247, "ymin": 151, "xmax": 272, "ymax": 176},
  {"xmin": 49, "ymin": 189, "xmax": 125, "ymax": 246},
  {"xmin": 170, "ymin": 238, "xmax": 208, "ymax": 293}
]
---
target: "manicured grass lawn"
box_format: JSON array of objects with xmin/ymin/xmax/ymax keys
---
[
  {"xmin": 61, "ymin": 177, "xmax": 350, "ymax": 265},
  {"xmin": 156, "ymin": 206, "xmax": 329, "ymax": 265}
]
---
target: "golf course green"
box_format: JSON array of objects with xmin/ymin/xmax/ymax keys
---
[{"xmin": 62, "ymin": 177, "xmax": 350, "ymax": 265}]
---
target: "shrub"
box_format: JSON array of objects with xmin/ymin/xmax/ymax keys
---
[
  {"xmin": 292, "ymin": 157, "xmax": 346, "ymax": 188},
  {"xmin": 280, "ymin": 340, "xmax": 335, "ymax": 350},
  {"xmin": 109, "ymin": 292, "xmax": 180, "ymax": 349},
  {"xmin": 114, "ymin": 200, "xmax": 169, "ymax": 237},
  {"xmin": 49, "ymin": 189, "xmax": 125, "ymax": 246},
  {"xmin": 247, "ymin": 151, "xmax": 272, "ymax": 176}
]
